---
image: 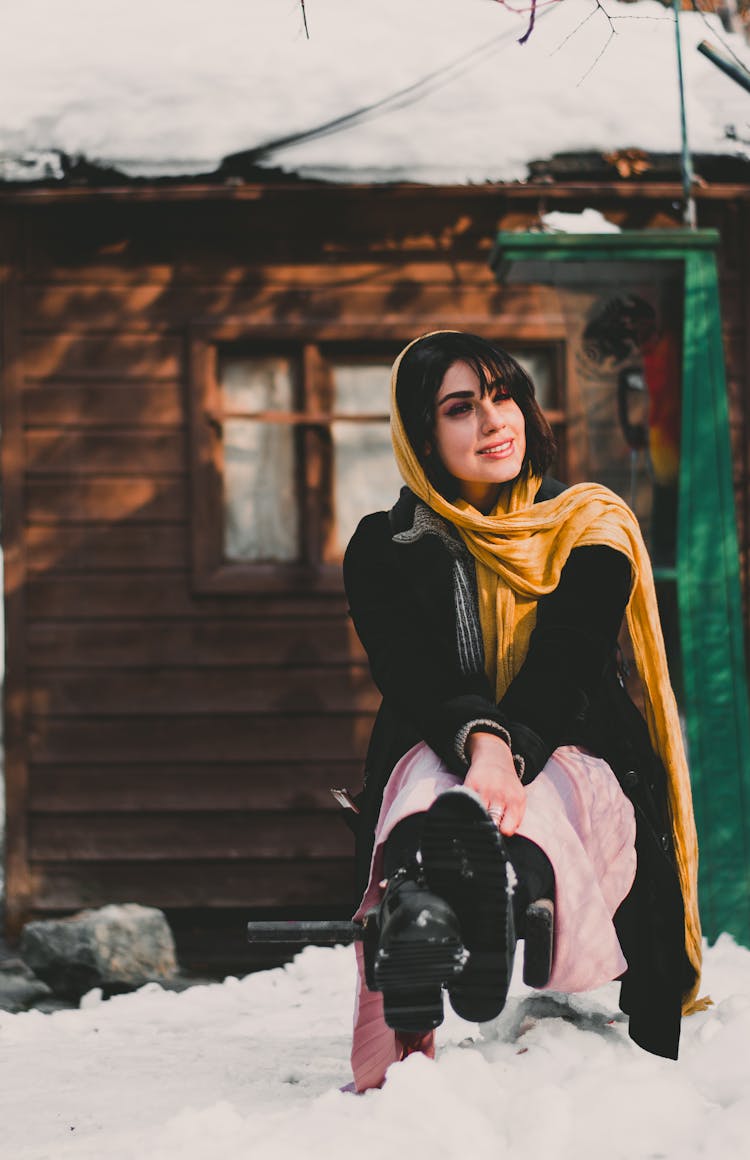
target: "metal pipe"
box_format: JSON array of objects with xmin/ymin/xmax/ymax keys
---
[
  {"xmin": 673, "ymin": 0, "xmax": 697, "ymax": 228},
  {"xmin": 698, "ymin": 38, "xmax": 750, "ymax": 95},
  {"xmin": 247, "ymin": 919, "xmax": 362, "ymax": 945}
]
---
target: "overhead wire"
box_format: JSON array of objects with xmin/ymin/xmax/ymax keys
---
[{"xmin": 242, "ymin": 8, "xmax": 555, "ymax": 165}]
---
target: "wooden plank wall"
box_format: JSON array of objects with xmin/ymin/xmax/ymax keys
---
[
  {"xmin": 5, "ymin": 189, "xmax": 533, "ymax": 964},
  {"xmin": 2, "ymin": 185, "xmax": 749, "ymax": 969}
]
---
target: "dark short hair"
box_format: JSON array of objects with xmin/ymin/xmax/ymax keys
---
[{"xmin": 395, "ymin": 332, "xmax": 557, "ymax": 497}]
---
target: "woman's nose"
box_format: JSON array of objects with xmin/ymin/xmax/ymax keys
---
[{"xmin": 480, "ymin": 399, "xmax": 505, "ymax": 432}]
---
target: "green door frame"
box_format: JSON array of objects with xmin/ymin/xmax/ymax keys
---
[{"xmin": 491, "ymin": 230, "xmax": 750, "ymax": 945}]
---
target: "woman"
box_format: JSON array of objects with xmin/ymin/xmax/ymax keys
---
[{"xmin": 343, "ymin": 331, "xmax": 704, "ymax": 1094}]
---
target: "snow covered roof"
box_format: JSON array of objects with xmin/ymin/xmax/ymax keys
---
[{"xmin": 2, "ymin": 0, "xmax": 749, "ymax": 185}]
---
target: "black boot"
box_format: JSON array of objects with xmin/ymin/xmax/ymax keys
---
[
  {"xmin": 520, "ymin": 897, "xmax": 555, "ymax": 988},
  {"xmin": 420, "ymin": 789, "xmax": 515, "ymax": 1023},
  {"xmin": 363, "ymin": 865, "xmax": 466, "ymax": 1033},
  {"xmin": 505, "ymin": 835, "xmax": 555, "ymax": 989}
]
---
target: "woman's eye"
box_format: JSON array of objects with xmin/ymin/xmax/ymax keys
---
[{"xmin": 445, "ymin": 402, "xmax": 473, "ymax": 417}]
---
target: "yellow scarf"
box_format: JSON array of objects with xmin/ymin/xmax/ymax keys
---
[{"xmin": 390, "ymin": 336, "xmax": 706, "ymax": 1015}]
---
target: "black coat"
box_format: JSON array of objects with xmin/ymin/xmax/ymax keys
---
[{"xmin": 343, "ymin": 479, "xmax": 696, "ymax": 1059}]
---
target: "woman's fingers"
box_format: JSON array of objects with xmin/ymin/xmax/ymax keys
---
[
  {"xmin": 464, "ymin": 751, "xmax": 526, "ymax": 835},
  {"xmin": 486, "ymin": 787, "xmax": 526, "ymax": 836},
  {"xmin": 498, "ymin": 794, "xmax": 525, "ymax": 836}
]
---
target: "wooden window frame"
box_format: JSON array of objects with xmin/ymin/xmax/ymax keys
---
[{"xmin": 188, "ymin": 323, "xmax": 567, "ymax": 594}]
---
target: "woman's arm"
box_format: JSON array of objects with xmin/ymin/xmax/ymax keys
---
[
  {"xmin": 499, "ymin": 544, "xmax": 632, "ymax": 780},
  {"xmin": 344, "ymin": 511, "xmax": 513, "ymax": 777}
]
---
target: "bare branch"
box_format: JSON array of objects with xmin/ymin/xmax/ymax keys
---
[
  {"xmin": 518, "ymin": 0, "xmax": 538, "ymax": 45},
  {"xmin": 300, "ymin": 0, "xmax": 310, "ymax": 40},
  {"xmin": 550, "ymin": 0, "xmax": 601, "ymax": 55},
  {"xmin": 576, "ymin": 19, "xmax": 616, "ymax": 86},
  {"xmin": 541, "ymin": 0, "xmax": 617, "ymax": 83},
  {"xmin": 491, "ymin": 0, "xmax": 669, "ymax": 56},
  {"xmin": 489, "ymin": 0, "xmax": 562, "ymax": 13}
]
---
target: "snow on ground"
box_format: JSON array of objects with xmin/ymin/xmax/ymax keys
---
[
  {"xmin": 1, "ymin": 0, "xmax": 749, "ymax": 182},
  {"xmin": 0, "ymin": 935, "xmax": 748, "ymax": 1160}
]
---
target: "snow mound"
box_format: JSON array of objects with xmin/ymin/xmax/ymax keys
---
[
  {"xmin": 0, "ymin": 935, "xmax": 749, "ymax": 1158},
  {"xmin": 542, "ymin": 208, "xmax": 622, "ymax": 233}
]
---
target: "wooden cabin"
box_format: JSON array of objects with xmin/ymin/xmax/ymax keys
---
[{"xmin": 1, "ymin": 176, "xmax": 749, "ymax": 969}]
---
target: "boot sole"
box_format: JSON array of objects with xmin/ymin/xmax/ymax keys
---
[
  {"xmin": 382, "ymin": 987, "xmax": 444, "ymax": 1033},
  {"xmin": 421, "ymin": 791, "xmax": 514, "ymax": 1023},
  {"xmin": 375, "ymin": 939, "xmax": 466, "ymax": 1032}
]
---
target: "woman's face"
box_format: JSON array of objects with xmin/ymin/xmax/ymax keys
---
[{"xmin": 431, "ymin": 360, "xmax": 527, "ymax": 512}]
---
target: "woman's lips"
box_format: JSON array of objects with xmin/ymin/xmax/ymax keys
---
[{"xmin": 477, "ymin": 440, "xmax": 513, "ymax": 457}]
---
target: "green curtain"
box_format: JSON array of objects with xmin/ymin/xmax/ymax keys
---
[{"xmin": 492, "ymin": 231, "xmax": 750, "ymax": 945}]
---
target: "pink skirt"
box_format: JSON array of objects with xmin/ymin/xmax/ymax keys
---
[{"xmin": 350, "ymin": 742, "xmax": 637, "ymax": 1092}]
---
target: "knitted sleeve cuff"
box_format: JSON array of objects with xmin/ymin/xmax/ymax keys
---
[{"xmin": 454, "ymin": 719, "xmax": 526, "ymax": 781}]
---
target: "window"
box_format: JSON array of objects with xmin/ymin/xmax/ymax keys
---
[
  {"xmin": 189, "ymin": 330, "xmax": 564, "ymax": 592},
  {"xmin": 222, "ymin": 355, "xmax": 301, "ymax": 563}
]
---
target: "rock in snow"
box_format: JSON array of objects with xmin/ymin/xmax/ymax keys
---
[
  {"xmin": 0, "ymin": 935, "xmax": 749, "ymax": 1159},
  {"xmin": 20, "ymin": 904, "xmax": 178, "ymax": 999},
  {"xmin": 0, "ymin": 956, "xmax": 52, "ymax": 1012}
]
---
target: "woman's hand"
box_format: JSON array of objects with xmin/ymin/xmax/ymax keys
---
[{"xmin": 464, "ymin": 730, "xmax": 526, "ymax": 837}]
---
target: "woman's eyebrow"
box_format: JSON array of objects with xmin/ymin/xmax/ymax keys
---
[
  {"xmin": 436, "ymin": 390, "xmax": 476, "ymax": 406},
  {"xmin": 437, "ymin": 383, "xmax": 509, "ymax": 406}
]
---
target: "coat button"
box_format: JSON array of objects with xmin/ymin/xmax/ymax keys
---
[
  {"xmin": 623, "ymin": 769, "xmax": 639, "ymax": 788},
  {"xmin": 660, "ymin": 834, "xmax": 670, "ymax": 852}
]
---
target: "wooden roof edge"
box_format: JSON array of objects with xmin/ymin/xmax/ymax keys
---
[
  {"xmin": 2, "ymin": 144, "xmax": 748, "ymax": 202},
  {"xmin": 1, "ymin": 180, "xmax": 750, "ymax": 204}
]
